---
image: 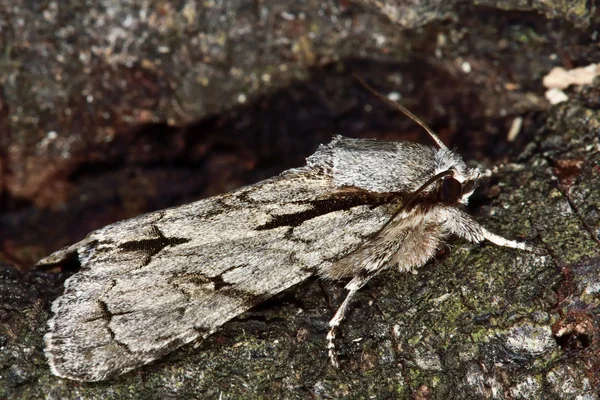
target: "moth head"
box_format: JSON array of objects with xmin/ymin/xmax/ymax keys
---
[
  {"xmin": 434, "ymin": 149, "xmax": 481, "ymax": 205},
  {"xmin": 439, "ymin": 176, "xmax": 463, "ymax": 204},
  {"xmin": 437, "ymin": 172, "xmax": 479, "ymax": 205}
]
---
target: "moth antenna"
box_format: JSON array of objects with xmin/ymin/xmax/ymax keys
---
[{"xmin": 353, "ymin": 73, "xmax": 449, "ymax": 151}]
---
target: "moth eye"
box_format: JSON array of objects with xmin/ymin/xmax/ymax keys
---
[{"xmin": 440, "ymin": 177, "xmax": 463, "ymax": 203}]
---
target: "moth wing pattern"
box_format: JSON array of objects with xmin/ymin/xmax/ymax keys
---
[{"xmin": 41, "ymin": 137, "xmax": 402, "ymax": 381}]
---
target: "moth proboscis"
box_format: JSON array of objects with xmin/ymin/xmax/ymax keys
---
[{"xmin": 37, "ymin": 78, "xmax": 531, "ymax": 381}]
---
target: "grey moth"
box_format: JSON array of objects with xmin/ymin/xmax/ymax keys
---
[{"xmin": 38, "ymin": 84, "xmax": 530, "ymax": 381}]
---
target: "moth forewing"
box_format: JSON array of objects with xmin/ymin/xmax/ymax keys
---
[
  {"xmin": 40, "ymin": 137, "xmax": 408, "ymax": 381},
  {"xmin": 40, "ymin": 121, "xmax": 530, "ymax": 381}
]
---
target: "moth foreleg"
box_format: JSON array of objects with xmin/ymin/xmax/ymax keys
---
[
  {"xmin": 440, "ymin": 207, "xmax": 531, "ymax": 251},
  {"xmin": 480, "ymin": 227, "xmax": 531, "ymax": 250},
  {"xmin": 327, "ymin": 274, "xmax": 372, "ymax": 368}
]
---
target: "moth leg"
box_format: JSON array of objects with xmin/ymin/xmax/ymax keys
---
[
  {"xmin": 480, "ymin": 227, "xmax": 532, "ymax": 251},
  {"xmin": 440, "ymin": 207, "xmax": 531, "ymax": 251},
  {"xmin": 327, "ymin": 274, "xmax": 372, "ymax": 368}
]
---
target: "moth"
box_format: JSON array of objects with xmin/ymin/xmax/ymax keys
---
[{"xmin": 38, "ymin": 79, "xmax": 530, "ymax": 381}]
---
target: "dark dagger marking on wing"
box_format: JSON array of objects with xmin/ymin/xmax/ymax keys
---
[
  {"xmin": 256, "ymin": 191, "xmax": 399, "ymax": 230},
  {"xmin": 118, "ymin": 225, "xmax": 190, "ymax": 266}
]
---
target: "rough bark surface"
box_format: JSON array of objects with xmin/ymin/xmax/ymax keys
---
[{"xmin": 1, "ymin": 0, "xmax": 599, "ymax": 399}]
